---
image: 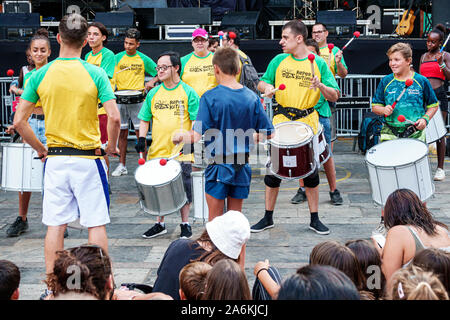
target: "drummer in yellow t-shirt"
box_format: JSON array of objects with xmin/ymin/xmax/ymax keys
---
[
  {"xmin": 136, "ymin": 51, "xmax": 199, "ymax": 239},
  {"xmin": 181, "ymin": 28, "xmax": 218, "ymax": 97}
]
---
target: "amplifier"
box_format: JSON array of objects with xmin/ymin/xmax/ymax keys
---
[{"xmin": 164, "ymin": 25, "xmax": 199, "ymax": 40}]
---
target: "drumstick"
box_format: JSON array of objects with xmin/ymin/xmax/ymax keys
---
[
  {"xmin": 261, "ymin": 84, "xmax": 286, "ymax": 97},
  {"xmin": 386, "ymin": 78, "xmax": 414, "ymax": 117},
  {"xmin": 327, "ymin": 43, "xmax": 334, "ymax": 67},
  {"xmin": 115, "ymin": 66, "xmax": 131, "ymax": 74},
  {"xmin": 308, "ymin": 54, "xmax": 317, "ymax": 91},
  {"xmin": 138, "ymin": 153, "xmax": 145, "ymax": 165},
  {"xmin": 218, "ymin": 31, "xmax": 224, "ymax": 47},
  {"xmin": 440, "ymin": 33, "xmax": 450, "ymax": 52},
  {"xmin": 397, "ymin": 115, "xmax": 416, "ymax": 125},
  {"xmin": 159, "ymin": 151, "xmax": 183, "ymax": 166},
  {"xmin": 341, "ymin": 31, "xmax": 360, "ymax": 51}
]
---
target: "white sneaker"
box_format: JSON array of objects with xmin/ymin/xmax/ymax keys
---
[
  {"xmin": 111, "ymin": 163, "xmax": 128, "ymax": 176},
  {"xmin": 434, "ymin": 168, "xmax": 445, "ymax": 181}
]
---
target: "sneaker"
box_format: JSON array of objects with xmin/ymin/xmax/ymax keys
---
[
  {"xmin": 291, "ymin": 188, "xmax": 307, "ymax": 204},
  {"xmin": 39, "ymin": 289, "xmax": 53, "ymax": 300},
  {"xmin": 6, "ymin": 217, "xmax": 28, "ymax": 237},
  {"xmin": 180, "ymin": 224, "xmax": 192, "ymax": 239},
  {"xmin": 250, "ymin": 217, "xmax": 274, "ymax": 233},
  {"xmin": 309, "ymin": 219, "xmax": 330, "ymax": 235},
  {"xmin": 434, "ymin": 168, "xmax": 445, "ymax": 181},
  {"xmin": 372, "ymin": 220, "xmax": 387, "ymax": 237},
  {"xmin": 142, "ymin": 223, "xmax": 167, "ymax": 239},
  {"xmin": 329, "ymin": 189, "xmax": 343, "ymax": 205},
  {"xmin": 111, "ymin": 163, "xmax": 128, "ymax": 177}
]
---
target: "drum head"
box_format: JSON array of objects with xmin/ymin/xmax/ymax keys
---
[
  {"xmin": 115, "ymin": 90, "xmax": 142, "ymax": 96},
  {"xmin": 270, "ymin": 121, "xmax": 313, "ymax": 147},
  {"xmin": 135, "ymin": 158, "xmax": 181, "ymax": 186},
  {"xmin": 365, "ymin": 139, "xmax": 428, "ymax": 167}
]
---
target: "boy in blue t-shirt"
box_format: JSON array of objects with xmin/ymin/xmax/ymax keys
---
[{"xmin": 172, "ymin": 47, "xmax": 274, "ymax": 221}]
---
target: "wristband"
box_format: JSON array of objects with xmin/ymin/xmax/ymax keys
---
[
  {"xmin": 256, "ymin": 268, "xmax": 269, "ymax": 279},
  {"xmin": 440, "ymin": 63, "xmax": 446, "ymax": 70},
  {"xmin": 421, "ymin": 114, "xmax": 430, "ymax": 125}
]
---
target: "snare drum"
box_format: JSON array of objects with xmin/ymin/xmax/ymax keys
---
[
  {"xmin": 135, "ymin": 158, "xmax": 187, "ymax": 216},
  {"xmin": 314, "ymin": 123, "xmax": 330, "ymax": 165},
  {"xmin": 115, "ymin": 90, "xmax": 145, "ymax": 104},
  {"xmin": 1, "ymin": 143, "xmax": 44, "ymax": 192},
  {"xmin": 268, "ymin": 121, "xmax": 316, "ymax": 180},
  {"xmin": 425, "ymin": 108, "xmax": 447, "ymax": 144},
  {"xmin": 365, "ymin": 139, "xmax": 434, "ymax": 206}
]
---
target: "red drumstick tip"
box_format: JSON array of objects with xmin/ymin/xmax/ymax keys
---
[
  {"xmin": 228, "ymin": 31, "xmax": 236, "ymax": 39},
  {"xmin": 138, "ymin": 158, "xmax": 145, "ymax": 165},
  {"xmin": 353, "ymin": 31, "xmax": 360, "ymax": 38},
  {"xmin": 308, "ymin": 54, "xmax": 315, "ymax": 62},
  {"xmin": 7, "ymin": 69, "xmax": 14, "ymax": 76},
  {"xmin": 218, "ymin": 31, "xmax": 224, "ymax": 36},
  {"xmin": 159, "ymin": 158, "xmax": 167, "ymax": 166},
  {"xmin": 405, "ymin": 79, "xmax": 413, "ymax": 87},
  {"xmin": 278, "ymin": 84, "xmax": 286, "ymax": 90},
  {"xmin": 328, "ymin": 43, "xmax": 334, "ymax": 50},
  {"xmin": 397, "ymin": 115, "xmax": 406, "ymax": 122}
]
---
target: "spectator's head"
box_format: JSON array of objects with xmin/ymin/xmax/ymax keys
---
[
  {"xmin": 223, "ymin": 29, "xmax": 240, "ymax": 48},
  {"xmin": 312, "ymin": 22, "xmax": 328, "ymax": 46},
  {"xmin": 58, "ymin": 14, "xmax": 89, "ymax": 49},
  {"xmin": 345, "ymin": 239, "xmax": 386, "ymax": 299},
  {"xmin": 191, "ymin": 28, "xmax": 209, "ymax": 54},
  {"xmin": 384, "ymin": 189, "xmax": 448, "ymax": 236},
  {"xmin": 413, "ymin": 248, "xmax": 450, "ymax": 295},
  {"xmin": 45, "ymin": 245, "xmax": 114, "ymax": 300},
  {"xmin": 212, "ymin": 47, "xmax": 240, "ymax": 76},
  {"xmin": 386, "ymin": 43, "xmax": 413, "ymax": 74},
  {"xmin": 388, "ymin": 265, "xmax": 449, "ymax": 300},
  {"xmin": 281, "ymin": 20, "xmax": 308, "ymax": 53},
  {"xmin": 0, "ymin": 260, "xmax": 20, "ymax": 300},
  {"xmin": 196, "ymin": 210, "xmax": 250, "ymax": 264},
  {"xmin": 305, "ymin": 39, "xmax": 320, "ymax": 55},
  {"xmin": 202, "ymin": 259, "xmax": 251, "ymax": 300},
  {"xmin": 427, "ymin": 24, "xmax": 446, "ymax": 52},
  {"xmin": 309, "ymin": 241, "xmax": 365, "ymax": 291},
  {"xmin": 277, "ymin": 265, "xmax": 360, "ymax": 300},
  {"xmin": 179, "ymin": 262, "xmax": 212, "ymax": 300},
  {"xmin": 124, "ymin": 28, "xmax": 140, "ymax": 55},
  {"xmin": 87, "ymin": 22, "xmax": 108, "ymax": 49},
  {"xmin": 157, "ymin": 51, "xmax": 182, "ymax": 80},
  {"xmin": 208, "ymin": 37, "xmax": 219, "ymax": 52}
]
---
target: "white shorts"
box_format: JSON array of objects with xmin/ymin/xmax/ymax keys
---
[
  {"xmin": 42, "ymin": 156, "xmax": 110, "ymax": 228},
  {"xmin": 118, "ymin": 102, "xmax": 143, "ymax": 130}
]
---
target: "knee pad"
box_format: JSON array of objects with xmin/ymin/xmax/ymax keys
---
[
  {"xmin": 264, "ymin": 175, "xmax": 282, "ymax": 188},
  {"xmin": 303, "ymin": 170, "xmax": 320, "ymax": 188}
]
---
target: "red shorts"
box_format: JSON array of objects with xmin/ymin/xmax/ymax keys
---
[{"xmin": 98, "ymin": 114, "xmax": 108, "ymax": 144}]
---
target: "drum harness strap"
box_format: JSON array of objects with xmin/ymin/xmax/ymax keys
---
[
  {"xmin": 273, "ymin": 105, "xmax": 315, "ymax": 121},
  {"xmin": 384, "ymin": 122, "xmax": 418, "ymax": 138},
  {"xmin": 48, "ymin": 147, "xmax": 106, "ymax": 157}
]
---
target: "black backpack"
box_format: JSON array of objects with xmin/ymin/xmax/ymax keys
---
[
  {"xmin": 239, "ymin": 55, "xmax": 259, "ymax": 94},
  {"xmin": 358, "ymin": 112, "xmax": 384, "ymax": 154}
]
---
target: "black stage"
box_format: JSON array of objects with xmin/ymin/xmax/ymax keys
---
[{"xmin": 0, "ymin": 37, "xmax": 427, "ymax": 77}]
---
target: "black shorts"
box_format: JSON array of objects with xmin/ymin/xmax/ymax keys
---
[
  {"xmin": 434, "ymin": 85, "xmax": 449, "ymax": 113},
  {"xmin": 181, "ymin": 162, "xmax": 193, "ymax": 203}
]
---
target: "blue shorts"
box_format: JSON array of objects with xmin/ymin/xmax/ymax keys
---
[
  {"xmin": 28, "ymin": 117, "xmax": 46, "ymax": 145},
  {"xmin": 205, "ymin": 181, "xmax": 250, "ymax": 200},
  {"xmin": 204, "ymin": 163, "xmax": 251, "ymax": 200}
]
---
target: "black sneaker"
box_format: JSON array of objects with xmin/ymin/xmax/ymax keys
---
[
  {"xmin": 180, "ymin": 224, "xmax": 192, "ymax": 239},
  {"xmin": 142, "ymin": 223, "xmax": 167, "ymax": 239},
  {"xmin": 329, "ymin": 189, "xmax": 343, "ymax": 205},
  {"xmin": 250, "ymin": 217, "xmax": 274, "ymax": 233},
  {"xmin": 309, "ymin": 219, "xmax": 330, "ymax": 235},
  {"xmin": 6, "ymin": 217, "xmax": 28, "ymax": 237},
  {"xmin": 291, "ymin": 188, "xmax": 307, "ymax": 204}
]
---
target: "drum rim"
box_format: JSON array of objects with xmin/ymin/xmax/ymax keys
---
[
  {"xmin": 270, "ymin": 162, "xmax": 317, "ymax": 180},
  {"xmin": 364, "ymin": 138, "xmax": 429, "ymax": 167},
  {"xmin": 371, "ymin": 189, "xmax": 434, "ymax": 206},
  {"xmin": 134, "ymin": 158, "xmax": 183, "ymax": 187},
  {"xmin": 269, "ymin": 121, "xmax": 314, "ymax": 147},
  {"xmin": 140, "ymin": 196, "xmax": 188, "ymax": 216},
  {"xmin": 114, "ymin": 90, "xmax": 143, "ymax": 96}
]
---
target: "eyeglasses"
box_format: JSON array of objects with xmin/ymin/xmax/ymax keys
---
[
  {"xmin": 312, "ymin": 30, "xmax": 326, "ymax": 34},
  {"xmin": 155, "ymin": 65, "xmax": 173, "ymax": 72},
  {"xmin": 193, "ymin": 38, "xmax": 208, "ymax": 43}
]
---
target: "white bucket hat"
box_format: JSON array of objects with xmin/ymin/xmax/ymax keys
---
[{"xmin": 205, "ymin": 210, "xmax": 250, "ymax": 259}]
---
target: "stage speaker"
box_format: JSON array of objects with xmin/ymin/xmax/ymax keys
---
[
  {"xmin": 0, "ymin": 13, "xmax": 40, "ymax": 39},
  {"xmin": 316, "ymin": 10, "xmax": 356, "ymax": 36},
  {"xmin": 95, "ymin": 12, "xmax": 134, "ymax": 28},
  {"xmin": 2, "ymin": 1, "xmax": 31, "ymax": 13},
  {"xmin": 221, "ymin": 11, "xmax": 263, "ymax": 40},
  {"xmin": 154, "ymin": 8, "xmax": 211, "ymax": 25},
  {"xmin": 432, "ymin": 0, "xmax": 450, "ymax": 27},
  {"xmin": 122, "ymin": 0, "xmax": 167, "ymax": 8}
]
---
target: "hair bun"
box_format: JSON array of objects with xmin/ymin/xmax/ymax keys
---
[{"xmin": 35, "ymin": 28, "xmax": 49, "ymax": 38}]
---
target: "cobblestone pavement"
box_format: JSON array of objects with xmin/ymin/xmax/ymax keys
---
[{"xmin": 1, "ymin": 138, "xmax": 449, "ymax": 299}]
